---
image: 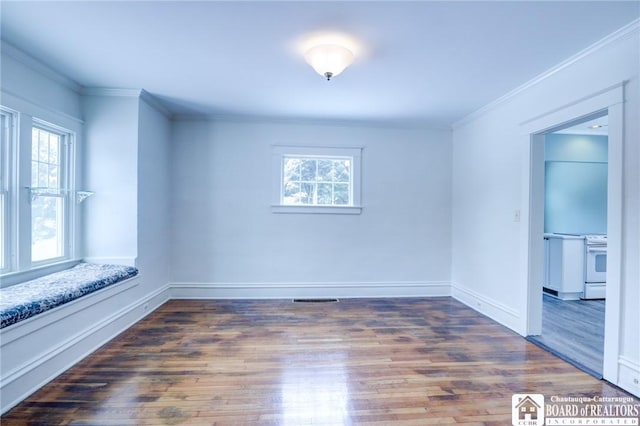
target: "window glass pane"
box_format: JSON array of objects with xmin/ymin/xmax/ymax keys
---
[
  {"xmin": 49, "ymin": 134, "xmax": 60, "ymax": 162},
  {"xmin": 317, "ymin": 183, "xmax": 332, "ymax": 204},
  {"xmin": 31, "ymin": 131, "xmax": 39, "ymax": 162},
  {"xmin": 283, "ymin": 181, "xmax": 301, "ymax": 204},
  {"xmin": 282, "ymin": 155, "xmax": 353, "ymax": 206},
  {"xmin": 32, "ymin": 127, "xmax": 61, "ymax": 189},
  {"xmin": 38, "ymin": 132, "xmax": 49, "ymax": 162},
  {"xmin": 283, "ymin": 158, "xmax": 301, "ymax": 181},
  {"xmin": 335, "ymin": 160, "xmax": 350, "ymax": 182},
  {"xmin": 334, "ymin": 183, "xmax": 349, "ymax": 205},
  {"xmin": 38, "ymin": 163, "xmax": 48, "ymax": 187},
  {"xmin": 317, "ymin": 160, "xmax": 334, "ymax": 182},
  {"xmin": 31, "ymin": 196, "xmax": 64, "ymax": 262},
  {"xmin": 300, "ymin": 182, "xmax": 315, "ymax": 204},
  {"xmin": 300, "ymin": 159, "xmax": 317, "ymax": 182},
  {"xmin": 31, "ymin": 126, "xmax": 66, "ymax": 263},
  {"xmin": 31, "ymin": 160, "xmax": 38, "ymax": 187},
  {"xmin": 49, "ymin": 165, "xmax": 59, "ymax": 188}
]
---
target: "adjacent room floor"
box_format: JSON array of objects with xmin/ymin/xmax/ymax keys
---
[
  {"xmin": 527, "ymin": 293, "xmax": 605, "ymax": 378},
  {"xmin": 2, "ymin": 297, "xmax": 629, "ymax": 425}
]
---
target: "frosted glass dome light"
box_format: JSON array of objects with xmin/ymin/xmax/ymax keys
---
[{"xmin": 304, "ymin": 44, "xmax": 354, "ymax": 81}]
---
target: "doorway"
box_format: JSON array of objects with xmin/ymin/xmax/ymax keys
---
[
  {"xmin": 522, "ymin": 84, "xmax": 624, "ymax": 385},
  {"xmin": 527, "ymin": 114, "xmax": 608, "ymax": 378}
]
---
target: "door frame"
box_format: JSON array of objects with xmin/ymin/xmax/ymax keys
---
[{"xmin": 520, "ymin": 82, "xmax": 624, "ymax": 383}]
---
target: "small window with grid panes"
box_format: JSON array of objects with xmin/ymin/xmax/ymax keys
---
[{"xmin": 272, "ymin": 145, "xmax": 362, "ymax": 214}]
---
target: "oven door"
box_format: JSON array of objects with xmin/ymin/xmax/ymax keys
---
[{"xmin": 585, "ymin": 245, "xmax": 607, "ymax": 283}]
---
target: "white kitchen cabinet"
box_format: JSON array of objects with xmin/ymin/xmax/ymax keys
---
[{"xmin": 543, "ymin": 234, "xmax": 585, "ymax": 300}]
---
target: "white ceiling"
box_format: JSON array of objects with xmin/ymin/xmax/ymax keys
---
[{"xmin": 1, "ymin": 1, "xmax": 638, "ymax": 126}]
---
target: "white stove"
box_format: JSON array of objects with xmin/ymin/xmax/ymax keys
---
[
  {"xmin": 585, "ymin": 234, "xmax": 607, "ymax": 245},
  {"xmin": 583, "ymin": 234, "xmax": 607, "ymax": 299}
]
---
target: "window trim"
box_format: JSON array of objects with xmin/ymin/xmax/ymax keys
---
[
  {"xmin": 271, "ymin": 145, "xmax": 363, "ymax": 215},
  {"xmin": 0, "ymin": 108, "xmax": 17, "ymax": 274},
  {"xmin": 0, "ymin": 106, "xmax": 79, "ymax": 284},
  {"xmin": 29, "ymin": 120, "xmax": 75, "ymax": 266}
]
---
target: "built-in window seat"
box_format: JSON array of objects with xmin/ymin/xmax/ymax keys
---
[{"xmin": 0, "ymin": 263, "xmax": 139, "ymax": 329}]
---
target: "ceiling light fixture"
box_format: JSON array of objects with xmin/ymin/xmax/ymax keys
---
[
  {"xmin": 588, "ymin": 124, "xmax": 605, "ymax": 129},
  {"xmin": 304, "ymin": 43, "xmax": 354, "ymax": 81}
]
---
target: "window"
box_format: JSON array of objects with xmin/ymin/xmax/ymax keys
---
[
  {"xmin": 272, "ymin": 145, "xmax": 362, "ymax": 214},
  {"xmin": 0, "ymin": 109, "xmax": 13, "ymax": 273},
  {"xmin": 283, "ymin": 157, "xmax": 351, "ymax": 206},
  {"xmin": 31, "ymin": 124, "xmax": 70, "ymax": 263},
  {"xmin": 0, "ymin": 106, "xmax": 77, "ymax": 280}
]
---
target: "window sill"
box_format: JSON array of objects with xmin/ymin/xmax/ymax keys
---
[
  {"xmin": 271, "ymin": 205, "xmax": 363, "ymax": 215},
  {"xmin": 0, "ymin": 259, "xmax": 82, "ymax": 288}
]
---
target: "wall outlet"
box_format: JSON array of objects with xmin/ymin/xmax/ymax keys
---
[{"xmin": 514, "ymin": 209, "xmax": 521, "ymax": 222}]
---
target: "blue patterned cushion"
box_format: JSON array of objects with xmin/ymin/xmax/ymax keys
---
[{"xmin": 0, "ymin": 263, "xmax": 138, "ymax": 329}]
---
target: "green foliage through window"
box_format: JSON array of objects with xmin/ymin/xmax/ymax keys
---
[
  {"xmin": 282, "ymin": 157, "xmax": 352, "ymax": 206},
  {"xmin": 31, "ymin": 126, "xmax": 66, "ymax": 262}
]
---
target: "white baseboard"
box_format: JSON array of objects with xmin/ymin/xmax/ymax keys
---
[
  {"xmin": 170, "ymin": 281, "xmax": 451, "ymax": 299},
  {"xmin": 451, "ymin": 282, "xmax": 521, "ymax": 334},
  {"xmin": 0, "ymin": 282, "xmax": 170, "ymax": 415},
  {"xmin": 618, "ymin": 356, "xmax": 640, "ymax": 397}
]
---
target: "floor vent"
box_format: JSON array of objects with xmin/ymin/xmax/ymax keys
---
[{"xmin": 293, "ymin": 298, "xmax": 339, "ymax": 303}]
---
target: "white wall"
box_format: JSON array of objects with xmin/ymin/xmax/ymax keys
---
[
  {"xmin": 170, "ymin": 119, "xmax": 452, "ymax": 298},
  {"xmin": 136, "ymin": 95, "xmax": 172, "ymax": 302},
  {"xmin": 544, "ymin": 134, "xmax": 608, "ymax": 235},
  {"xmin": 81, "ymin": 89, "xmax": 173, "ymax": 313},
  {"xmin": 82, "ymin": 94, "xmax": 139, "ymax": 265},
  {"xmin": 82, "ymin": 90, "xmax": 172, "ymax": 293},
  {"xmin": 451, "ymin": 24, "xmax": 639, "ymax": 395}
]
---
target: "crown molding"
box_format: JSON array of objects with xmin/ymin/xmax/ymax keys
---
[
  {"xmin": 139, "ymin": 89, "xmax": 172, "ymax": 118},
  {"xmin": 0, "ymin": 40, "xmax": 82, "ymax": 93},
  {"xmin": 81, "ymin": 88, "xmax": 172, "ymax": 118},
  {"xmin": 172, "ymin": 111, "xmax": 451, "ymax": 131},
  {"xmin": 453, "ymin": 18, "xmax": 639, "ymax": 129},
  {"xmin": 80, "ymin": 87, "xmax": 143, "ymax": 98}
]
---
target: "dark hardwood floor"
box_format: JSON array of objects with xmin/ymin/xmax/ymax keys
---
[
  {"xmin": 2, "ymin": 298, "xmax": 634, "ymax": 425},
  {"xmin": 528, "ymin": 294, "xmax": 605, "ymax": 377}
]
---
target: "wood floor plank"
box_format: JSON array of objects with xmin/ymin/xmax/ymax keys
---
[
  {"xmin": 2, "ymin": 298, "xmax": 636, "ymax": 425},
  {"xmin": 529, "ymin": 294, "xmax": 605, "ymax": 376}
]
